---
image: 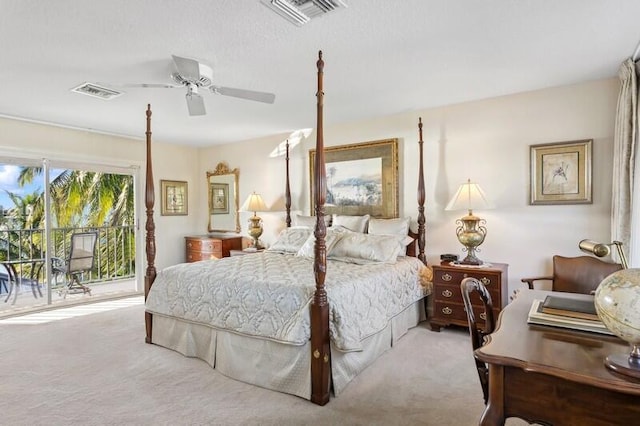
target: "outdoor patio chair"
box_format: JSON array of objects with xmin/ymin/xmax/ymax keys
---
[{"xmin": 52, "ymin": 232, "xmax": 98, "ymax": 297}]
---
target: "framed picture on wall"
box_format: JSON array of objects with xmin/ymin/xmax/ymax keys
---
[
  {"xmin": 530, "ymin": 139, "xmax": 592, "ymax": 205},
  {"xmin": 309, "ymin": 138, "xmax": 399, "ymax": 218},
  {"xmin": 161, "ymin": 180, "xmax": 188, "ymax": 215}
]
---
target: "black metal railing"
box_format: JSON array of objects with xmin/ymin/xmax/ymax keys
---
[{"xmin": 0, "ymin": 225, "xmax": 136, "ymax": 286}]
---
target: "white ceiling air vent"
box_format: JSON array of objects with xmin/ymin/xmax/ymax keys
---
[
  {"xmin": 71, "ymin": 82, "xmax": 123, "ymax": 100},
  {"xmin": 261, "ymin": 0, "xmax": 347, "ymax": 26}
]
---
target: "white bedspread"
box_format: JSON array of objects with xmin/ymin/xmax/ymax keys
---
[{"xmin": 145, "ymin": 252, "xmax": 428, "ymax": 352}]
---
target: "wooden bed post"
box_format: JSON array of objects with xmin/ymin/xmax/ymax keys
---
[
  {"xmin": 417, "ymin": 117, "xmax": 426, "ymax": 264},
  {"xmin": 310, "ymin": 50, "xmax": 331, "ymax": 406},
  {"xmin": 285, "ymin": 140, "xmax": 292, "ymax": 228},
  {"xmin": 144, "ymin": 104, "xmax": 157, "ymax": 344}
]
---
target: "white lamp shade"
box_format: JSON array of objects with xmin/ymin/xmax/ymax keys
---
[
  {"xmin": 445, "ymin": 179, "xmax": 494, "ymax": 212},
  {"xmin": 240, "ymin": 192, "xmax": 268, "ymax": 212}
]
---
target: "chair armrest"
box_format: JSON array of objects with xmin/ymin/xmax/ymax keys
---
[
  {"xmin": 51, "ymin": 257, "xmax": 66, "ymax": 273},
  {"xmin": 520, "ymin": 276, "xmax": 553, "ymax": 290}
]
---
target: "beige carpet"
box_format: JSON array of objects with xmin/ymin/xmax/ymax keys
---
[{"xmin": 0, "ymin": 301, "xmax": 527, "ymax": 425}]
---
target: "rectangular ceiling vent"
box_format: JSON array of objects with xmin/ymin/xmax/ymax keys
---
[
  {"xmin": 261, "ymin": 0, "xmax": 347, "ymax": 26},
  {"xmin": 71, "ymin": 82, "xmax": 123, "ymax": 100}
]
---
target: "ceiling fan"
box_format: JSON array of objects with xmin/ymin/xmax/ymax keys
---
[{"xmin": 109, "ymin": 55, "xmax": 276, "ymax": 116}]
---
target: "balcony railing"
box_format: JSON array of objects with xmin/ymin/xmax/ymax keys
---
[{"xmin": 0, "ymin": 225, "xmax": 136, "ymax": 286}]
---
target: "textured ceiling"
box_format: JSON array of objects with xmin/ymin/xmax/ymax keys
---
[{"xmin": 1, "ymin": 0, "xmax": 639, "ymax": 146}]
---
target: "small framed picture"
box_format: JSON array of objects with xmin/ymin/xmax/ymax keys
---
[
  {"xmin": 210, "ymin": 182, "xmax": 229, "ymax": 215},
  {"xmin": 161, "ymin": 180, "xmax": 188, "ymax": 215},
  {"xmin": 530, "ymin": 139, "xmax": 592, "ymax": 205}
]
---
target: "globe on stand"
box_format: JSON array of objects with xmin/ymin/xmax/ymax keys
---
[{"xmin": 594, "ymin": 268, "xmax": 640, "ymax": 378}]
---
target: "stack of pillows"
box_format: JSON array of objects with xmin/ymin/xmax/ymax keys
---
[{"xmin": 267, "ymin": 213, "xmax": 414, "ymax": 264}]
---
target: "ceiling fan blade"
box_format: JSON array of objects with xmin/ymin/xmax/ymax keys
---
[
  {"xmin": 186, "ymin": 92, "xmax": 206, "ymax": 116},
  {"xmin": 211, "ymin": 86, "xmax": 276, "ymax": 104},
  {"xmin": 172, "ymin": 54, "xmax": 202, "ymax": 83}
]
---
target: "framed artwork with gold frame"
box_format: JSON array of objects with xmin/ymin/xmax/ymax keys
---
[
  {"xmin": 530, "ymin": 139, "xmax": 592, "ymax": 205},
  {"xmin": 160, "ymin": 180, "xmax": 188, "ymax": 215},
  {"xmin": 309, "ymin": 138, "xmax": 399, "ymax": 218}
]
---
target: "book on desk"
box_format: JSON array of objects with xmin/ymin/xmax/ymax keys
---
[
  {"xmin": 527, "ymin": 297, "xmax": 613, "ymax": 336},
  {"xmin": 540, "ymin": 295, "xmax": 599, "ymax": 321}
]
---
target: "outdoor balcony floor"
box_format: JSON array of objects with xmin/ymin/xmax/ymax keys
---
[{"xmin": 0, "ymin": 278, "xmax": 140, "ymax": 318}]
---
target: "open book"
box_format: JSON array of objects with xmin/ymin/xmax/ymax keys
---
[{"xmin": 527, "ymin": 299, "xmax": 613, "ymax": 336}]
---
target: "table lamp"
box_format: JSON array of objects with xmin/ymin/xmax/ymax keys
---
[
  {"xmin": 240, "ymin": 192, "xmax": 268, "ymax": 249},
  {"xmin": 445, "ymin": 179, "xmax": 494, "ymax": 265}
]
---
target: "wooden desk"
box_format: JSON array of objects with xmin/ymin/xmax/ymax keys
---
[{"xmin": 475, "ymin": 289, "xmax": 640, "ymax": 425}]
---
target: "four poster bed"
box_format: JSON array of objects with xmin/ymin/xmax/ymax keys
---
[{"xmin": 143, "ymin": 51, "xmax": 431, "ymax": 405}]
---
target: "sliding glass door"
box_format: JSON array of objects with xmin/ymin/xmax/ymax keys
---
[{"xmin": 0, "ymin": 156, "xmax": 139, "ymax": 314}]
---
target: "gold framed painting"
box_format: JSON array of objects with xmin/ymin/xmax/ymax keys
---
[
  {"xmin": 530, "ymin": 139, "xmax": 592, "ymax": 205},
  {"xmin": 309, "ymin": 138, "xmax": 399, "ymax": 218},
  {"xmin": 160, "ymin": 180, "xmax": 188, "ymax": 215}
]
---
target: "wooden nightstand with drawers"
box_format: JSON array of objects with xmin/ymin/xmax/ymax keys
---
[
  {"xmin": 185, "ymin": 235, "xmax": 243, "ymax": 262},
  {"xmin": 430, "ymin": 262, "xmax": 509, "ymax": 332}
]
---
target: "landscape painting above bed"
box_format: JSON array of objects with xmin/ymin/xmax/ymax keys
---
[{"xmin": 309, "ymin": 138, "xmax": 398, "ymax": 218}]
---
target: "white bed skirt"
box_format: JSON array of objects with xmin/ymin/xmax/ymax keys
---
[{"xmin": 151, "ymin": 298, "xmax": 426, "ymax": 400}]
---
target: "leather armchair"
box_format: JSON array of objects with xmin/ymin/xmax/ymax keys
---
[{"xmin": 521, "ymin": 255, "xmax": 623, "ymax": 294}]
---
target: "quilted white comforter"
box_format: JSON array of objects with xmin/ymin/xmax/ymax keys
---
[{"xmin": 145, "ymin": 252, "xmax": 428, "ymax": 352}]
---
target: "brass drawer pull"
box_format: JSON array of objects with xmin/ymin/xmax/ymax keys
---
[
  {"xmin": 480, "ymin": 312, "xmax": 486, "ymax": 320},
  {"xmin": 442, "ymin": 273, "xmax": 452, "ymax": 282},
  {"xmin": 442, "ymin": 307, "xmax": 453, "ymax": 315},
  {"xmin": 481, "ymin": 277, "xmax": 491, "ymax": 286},
  {"xmin": 442, "ymin": 289, "xmax": 453, "ymax": 298}
]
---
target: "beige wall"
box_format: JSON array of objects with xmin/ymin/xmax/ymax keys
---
[
  {"xmin": 199, "ymin": 77, "xmax": 620, "ymax": 293},
  {"xmin": 0, "ymin": 76, "xmax": 620, "ymax": 294}
]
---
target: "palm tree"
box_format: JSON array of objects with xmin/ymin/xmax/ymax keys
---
[
  {"xmin": 14, "ymin": 166, "xmax": 136, "ymax": 279},
  {"xmin": 18, "ymin": 167, "xmax": 134, "ymax": 228}
]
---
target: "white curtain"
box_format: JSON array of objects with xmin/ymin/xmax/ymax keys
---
[{"xmin": 612, "ymin": 58, "xmax": 639, "ymax": 266}]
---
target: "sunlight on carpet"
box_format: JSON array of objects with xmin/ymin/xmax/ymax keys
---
[{"xmin": 0, "ymin": 296, "xmax": 144, "ymax": 325}]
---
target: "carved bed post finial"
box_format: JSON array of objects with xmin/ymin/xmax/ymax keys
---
[
  {"xmin": 285, "ymin": 139, "xmax": 292, "ymax": 228},
  {"xmin": 417, "ymin": 117, "xmax": 426, "ymax": 264},
  {"xmin": 310, "ymin": 49, "xmax": 331, "ymax": 406},
  {"xmin": 145, "ymin": 104, "xmax": 157, "ymax": 343}
]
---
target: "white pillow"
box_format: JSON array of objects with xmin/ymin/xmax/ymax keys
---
[
  {"xmin": 267, "ymin": 227, "xmax": 313, "ymax": 254},
  {"xmin": 368, "ymin": 217, "xmax": 412, "ymax": 257},
  {"xmin": 368, "ymin": 217, "xmax": 410, "ymax": 237},
  {"xmin": 296, "ymin": 226, "xmax": 346, "ymax": 258},
  {"xmin": 331, "ymin": 214, "xmax": 370, "ymax": 233},
  {"xmin": 293, "ymin": 213, "xmax": 332, "ymax": 228},
  {"xmin": 329, "ymin": 230, "xmax": 402, "ymax": 264}
]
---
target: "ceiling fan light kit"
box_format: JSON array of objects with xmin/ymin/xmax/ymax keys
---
[{"xmin": 260, "ymin": 0, "xmax": 347, "ymax": 26}]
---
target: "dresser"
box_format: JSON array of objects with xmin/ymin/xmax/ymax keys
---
[
  {"xmin": 430, "ymin": 262, "xmax": 509, "ymax": 332},
  {"xmin": 185, "ymin": 235, "xmax": 243, "ymax": 262}
]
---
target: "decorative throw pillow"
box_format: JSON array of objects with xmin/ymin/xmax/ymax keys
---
[
  {"xmin": 331, "ymin": 214, "xmax": 370, "ymax": 233},
  {"xmin": 296, "ymin": 226, "xmax": 346, "ymax": 258},
  {"xmin": 267, "ymin": 227, "xmax": 313, "ymax": 254},
  {"xmin": 329, "ymin": 229, "xmax": 402, "ymax": 264},
  {"xmin": 293, "ymin": 213, "xmax": 332, "ymax": 228},
  {"xmin": 368, "ymin": 217, "xmax": 412, "ymax": 256}
]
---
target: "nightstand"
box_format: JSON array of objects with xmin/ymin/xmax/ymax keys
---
[
  {"xmin": 229, "ymin": 249, "xmax": 265, "ymax": 257},
  {"xmin": 185, "ymin": 235, "xmax": 242, "ymax": 262},
  {"xmin": 430, "ymin": 262, "xmax": 509, "ymax": 332}
]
